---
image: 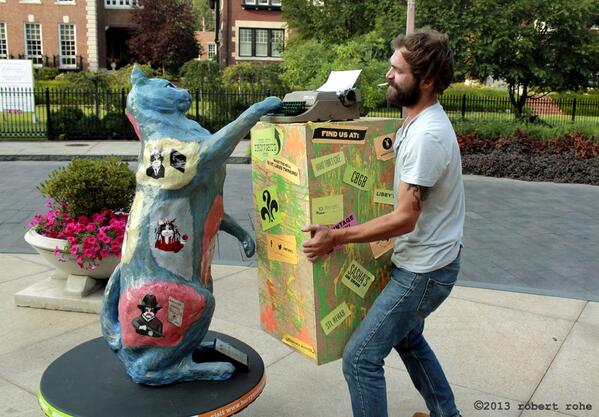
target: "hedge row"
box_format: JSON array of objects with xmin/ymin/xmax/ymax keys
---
[{"xmin": 459, "ymin": 130, "xmax": 599, "ymax": 185}]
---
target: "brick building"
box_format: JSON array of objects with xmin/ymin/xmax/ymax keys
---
[
  {"xmin": 195, "ymin": 31, "xmax": 217, "ymax": 61},
  {"xmin": 0, "ymin": 0, "xmax": 140, "ymax": 71},
  {"xmin": 210, "ymin": 0, "xmax": 286, "ymax": 66}
]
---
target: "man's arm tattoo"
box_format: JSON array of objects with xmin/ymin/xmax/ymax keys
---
[{"xmin": 407, "ymin": 184, "xmax": 430, "ymax": 212}]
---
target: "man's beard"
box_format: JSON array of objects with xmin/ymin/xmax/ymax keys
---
[{"xmin": 386, "ymin": 77, "xmax": 421, "ymax": 108}]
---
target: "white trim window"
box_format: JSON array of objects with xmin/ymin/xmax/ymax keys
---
[
  {"xmin": 104, "ymin": 0, "xmax": 141, "ymax": 9},
  {"xmin": 238, "ymin": 28, "xmax": 284, "ymax": 58},
  {"xmin": 24, "ymin": 22, "xmax": 43, "ymax": 66},
  {"xmin": 59, "ymin": 23, "xmax": 76, "ymax": 69},
  {"xmin": 243, "ymin": 0, "xmax": 281, "ymax": 7},
  {"xmin": 207, "ymin": 43, "xmax": 216, "ymax": 61},
  {"xmin": 0, "ymin": 23, "xmax": 8, "ymax": 59}
]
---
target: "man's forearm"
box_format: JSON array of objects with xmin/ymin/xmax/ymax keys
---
[{"xmin": 332, "ymin": 211, "xmax": 414, "ymax": 245}]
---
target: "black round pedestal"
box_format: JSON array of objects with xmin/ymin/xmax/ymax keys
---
[{"xmin": 39, "ymin": 331, "xmax": 265, "ymax": 417}]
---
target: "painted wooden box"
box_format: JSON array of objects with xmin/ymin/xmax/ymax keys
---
[{"xmin": 251, "ymin": 118, "xmax": 401, "ymax": 364}]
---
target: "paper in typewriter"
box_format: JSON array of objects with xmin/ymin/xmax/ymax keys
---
[{"xmin": 317, "ymin": 70, "xmax": 362, "ymax": 93}]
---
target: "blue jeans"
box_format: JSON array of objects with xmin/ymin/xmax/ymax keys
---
[{"xmin": 342, "ymin": 256, "xmax": 461, "ymax": 417}]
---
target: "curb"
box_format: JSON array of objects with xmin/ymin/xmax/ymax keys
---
[{"xmin": 0, "ymin": 155, "xmax": 251, "ymax": 164}]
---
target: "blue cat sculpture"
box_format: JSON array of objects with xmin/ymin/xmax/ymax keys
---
[{"xmin": 100, "ymin": 66, "xmax": 281, "ymax": 385}]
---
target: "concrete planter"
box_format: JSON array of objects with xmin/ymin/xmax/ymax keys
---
[{"xmin": 24, "ymin": 229, "xmax": 119, "ymax": 297}]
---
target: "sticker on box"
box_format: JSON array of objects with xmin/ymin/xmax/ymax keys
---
[
  {"xmin": 264, "ymin": 156, "xmax": 301, "ymax": 185},
  {"xmin": 374, "ymin": 189, "xmax": 394, "ymax": 205},
  {"xmin": 311, "ymin": 195, "xmax": 344, "ymax": 225},
  {"xmin": 343, "ymin": 164, "xmax": 373, "ymax": 191},
  {"xmin": 320, "ymin": 302, "xmax": 351, "ymax": 336},
  {"xmin": 266, "ymin": 234, "xmax": 298, "ymax": 264},
  {"xmin": 312, "ymin": 126, "xmax": 368, "ymax": 144},
  {"xmin": 370, "ymin": 238, "xmax": 394, "ymax": 259},
  {"xmin": 374, "ymin": 134, "xmax": 395, "ymax": 161},
  {"xmin": 341, "ymin": 261, "xmax": 375, "ymax": 298},
  {"xmin": 331, "ymin": 212, "xmax": 358, "ymax": 250},
  {"xmin": 311, "ymin": 151, "xmax": 346, "ymax": 177},
  {"xmin": 282, "ymin": 334, "xmax": 317, "ymax": 360},
  {"xmin": 259, "ymin": 186, "xmax": 282, "ymax": 231},
  {"xmin": 252, "ymin": 126, "xmax": 283, "ymax": 160}
]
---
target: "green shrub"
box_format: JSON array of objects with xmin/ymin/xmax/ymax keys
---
[
  {"xmin": 179, "ymin": 60, "xmax": 223, "ymax": 91},
  {"xmin": 50, "ymin": 107, "xmax": 85, "ymax": 137},
  {"xmin": 34, "ymin": 67, "xmax": 59, "ymax": 81},
  {"xmin": 549, "ymin": 91, "xmax": 599, "ymax": 117},
  {"xmin": 102, "ymin": 112, "xmax": 135, "ymax": 139},
  {"xmin": 37, "ymin": 156, "xmax": 136, "ymax": 217},
  {"xmin": 223, "ymin": 63, "xmax": 288, "ymax": 92},
  {"xmin": 452, "ymin": 119, "xmax": 599, "ymax": 141}
]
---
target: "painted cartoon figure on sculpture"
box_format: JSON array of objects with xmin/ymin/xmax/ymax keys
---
[{"xmin": 100, "ymin": 66, "xmax": 281, "ymax": 385}]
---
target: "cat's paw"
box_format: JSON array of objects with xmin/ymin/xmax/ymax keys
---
[
  {"xmin": 243, "ymin": 236, "xmax": 256, "ymax": 258},
  {"xmin": 256, "ymin": 96, "xmax": 282, "ymax": 114}
]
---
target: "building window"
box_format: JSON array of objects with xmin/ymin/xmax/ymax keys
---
[
  {"xmin": 0, "ymin": 23, "xmax": 7, "ymax": 59},
  {"xmin": 238, "ymin": 28, "xmax": 284, "ymax": 58},
  {"xmin": 24, "ymin": 23, "xmax": 43, "ymax": 66},
  {"xmin": 207, "ymin": 43, "xmax": 216, "ymax": 60},
  {"xmin": 59, "ymin": 23, "xmax": 76, "ymax": 68},
  {"xmin": 242, "ymin": 0, "xmax": 281, "ymax": 8},
  {"xmin": 104, "ymin": 0, "xmax": 141, "ymax": 8}
]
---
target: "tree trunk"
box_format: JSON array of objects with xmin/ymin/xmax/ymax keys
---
[{"xmin": 508, "ymin": 82, "xmax": 529, "ymax": 119}]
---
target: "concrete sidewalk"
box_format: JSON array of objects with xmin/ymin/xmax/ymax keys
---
[
  {"xmin": 1, "ymin": 253, "xmax": 598, "ymax": 417},
  {"xmin": 0, "ymin": 140, "xmax": 251, "ymax": 163}
]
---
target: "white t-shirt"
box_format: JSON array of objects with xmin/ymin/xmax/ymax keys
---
[{"xmin": 391, "ymin": 102, "xmax": 465, "ymax": 273}]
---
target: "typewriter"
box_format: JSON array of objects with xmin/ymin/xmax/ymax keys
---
[{"xmin": 261, "ymin": 88, "xmax": 361, "ymax": 123}]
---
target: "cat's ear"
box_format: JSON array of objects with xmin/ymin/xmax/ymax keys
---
[{"xmin": 131, "ymin": 65, "xmax": 147, "ymax": 86}]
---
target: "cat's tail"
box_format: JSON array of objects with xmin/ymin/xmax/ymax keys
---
[
  {"xmin": 127, "ymin": 353, "xmax": 235, "ymax": 385},
  {"xmin": 100, "ymin": 264, "xmax": 122, "ymax": 351}
]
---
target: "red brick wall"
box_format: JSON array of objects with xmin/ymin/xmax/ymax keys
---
[
  {"xmin": 0, "ymin": 1, "xmax": 89, "ymax": 68},
  {"xmin": 195, "ymin": 31, "xmax": 216, "ymax": 61},
  {"xmin": 220, "ymin": 0, "xmax": 285, "ymax": 66}
]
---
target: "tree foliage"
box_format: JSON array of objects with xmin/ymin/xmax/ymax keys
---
[
  {"xmin": 192, "ymin": 0, "xmax": 215, "ymax": 31},
  {"xmin": 417, "ymin": 0, "xmax": 599, "ymax": 116},
  {"xmin": 128, "ymin": 0, "xmax": 200, "ymax": 74},
  {"xmin": 282, "ymin": 0, "xmax": 405, "ymax": 47},
  {"xmin": 179, "ymin": 60, "xmax": 223, "ymax": 90},
  {"xmin": 222, "ymin": 63, "xmax": 289, "ymax": 92}
]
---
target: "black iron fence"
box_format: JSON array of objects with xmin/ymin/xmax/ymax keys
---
[
  {"xmin": 1, "ymin": 88, "xmax": 598, "ymax": 140},
  {"xmin": 372, "ymin": 94, "xmax": 599, "ymax": 127}
]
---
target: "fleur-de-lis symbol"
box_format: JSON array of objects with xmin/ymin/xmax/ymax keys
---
[{"xmin": 261, "ymin": 190, "xmax": 279, "ymax": 223}]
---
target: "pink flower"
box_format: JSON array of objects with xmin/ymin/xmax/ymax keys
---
[
  {"xmin": 98, "ymin": 233, "xmax": 111, "ymax": 244},
  {"xmin": 86, "ymin": 237, "xmax": 97, "ymax": 245},
  {"xmin": 45, "ymin": 199, "xmax": 53, "ymax": 208},
  {"xmin": 70, "ymin": 245, "xmax": 78, "ymax": 255},
  {"xmin": 67, "ymin": 237, "xmax": 77, "ymax": 244},
  {"xmin": 100, "ymin": 249, "xmax": 110, "ymax": 258},
  {"xmin": 84, "ymin": 249, "xmax": 94, "ymax": 258},
  {"xmin": 53, "ymin": 246, "xmax": 61, "ymax": 257},
  {"xmin": 86, "ymin": 223, "xmax": 97, "ymax": 232},
  {"xmin": 76, "ymin": 255, "xmax": 84, "ymax": 263}
]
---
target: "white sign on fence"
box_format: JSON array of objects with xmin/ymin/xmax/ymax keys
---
[{"xmin": 0, "ymin": 60, "xmax": 36, "ymax": 117}]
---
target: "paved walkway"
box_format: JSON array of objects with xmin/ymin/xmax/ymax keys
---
[
  {"xmin": 0, "ymin": 140, "xmax": 598, "ymax": 416},
  {"xmin": 1, "ymin": 253, "xmax": 598, "ymax": 417}
]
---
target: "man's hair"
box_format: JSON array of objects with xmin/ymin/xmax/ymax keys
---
[{"xmin": 391, "ymin": 27, "xmax": 454, "ymax": 94}]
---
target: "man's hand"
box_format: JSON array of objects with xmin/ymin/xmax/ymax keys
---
[{"xmin": 301, "ymin": 224, "xmax": 336, "ymax": 263}]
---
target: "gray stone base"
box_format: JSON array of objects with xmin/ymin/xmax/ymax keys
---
[{"xmin": 14, "ymin": 277, "xmax": 105, "ymax": 314}]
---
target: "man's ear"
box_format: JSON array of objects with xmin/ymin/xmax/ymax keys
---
[{"xmin": 420, "ymin": 78, "xmax": 435, "ymax": 89}]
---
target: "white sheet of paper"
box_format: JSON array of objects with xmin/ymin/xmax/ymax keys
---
[{"xmin": 317, "ymin": 70, "xmax": 362, "ymax": 92}]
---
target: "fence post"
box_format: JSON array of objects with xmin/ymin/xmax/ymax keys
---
[
  {"xmin": 195, "ymin": 88, "xmax": 200, "ymax": 121},
  {"xmin": 121, "ymin": 89, "xmax": 127, "ymax": 138},
  {"xmin": 461, "ymin": 94, "xmax": 466, "ymax": 119},
  {"xmin": 571, "ymin": 98, "xmax": 576, "ymax": 122},
  {"xmin": 45, "ymin": 88, "xmax": 53, "ymax": 140}
]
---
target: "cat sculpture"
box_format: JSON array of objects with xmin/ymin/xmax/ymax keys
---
[{"xmin": 100, "ymin": 66, "xmax": 281, "ymax": 385}]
